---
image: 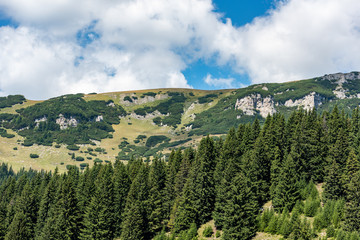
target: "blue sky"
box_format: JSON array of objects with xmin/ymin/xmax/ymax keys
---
[
  {"xmin": 0, "ymin": 0, "xmax": 359, "ymax": 99},
  {"xmin": 184, "ymin": 0, "xmax": 275, "ymax": 90}
]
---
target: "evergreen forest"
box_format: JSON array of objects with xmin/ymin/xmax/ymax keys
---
[{"xmin": 1, "ymin": 106, "xmax": 360, "ymax": 239}]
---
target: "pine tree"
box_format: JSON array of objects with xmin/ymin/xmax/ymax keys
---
[
  {"xmin": 5, "ymin": 183, "xmax": 37, "ymax": 240},
  {"xmin": 323, "ymin": 159, "xmax": 344, "ymax": 201},
  {"xmin": 148, "ymin": 158, "xmax": 167, "ymax": 234},
  {"xmin": 345, "ymin": 170, "xmax": 360, "ymax": 232},
  {"xmin": 222, "ymin": 172, "xmax": 258, "ymax": 240},
  {"xmin": 174, "ymin": 136, "xmax": 216, "ymax": 232},
  {"xmin": 113, "ymin": 160, "xmax": 131, "ymax": 237},
  {"xmin": 272, "ymin": 150, "xmax": 301, "ymax": 212},
  {"xmin": 121, "ymin": 164, "xmax": 150, "ymax": 240},
  {"xmin": 81, "ymin": 164, "xmax": 115, "ymax": 240}
]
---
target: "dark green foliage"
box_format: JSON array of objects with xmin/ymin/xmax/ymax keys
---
[
  {"xmin": 0, "ymin": 95, "xmax": 25, "ymax": 109},
  {"xmin": 75, "ymin": 156, "xmax": 84, "ymax": 161},
  {"xmin": 345, "ymin": 171, "xmax": 360, "ymax": 232},
  {"xmin": 222, "ymin": 172, "xmax": 258, "ymax": 240},
  {"xmin": 198, "ymin": 94, "xmax": 218, "ymax": 104},
  {"xmin": 30, "ymin": 154, "xmax": 39, "ymax": 158},
  {"xmin": 174, "ymin": 137, "xmax": 216, "ymax": 232},
  {"xmin": 202, "ymin": 225, "xmax": 213, "ymax": 237},
  {"xmin": 124, "ymin": 96, "xmax": 133, "ymax": 102},
  {"xmin": 0, "ymin": 94, "xmax": 126, "ymax": 146},
  {"xmin": 142, "ymin": 92, "xmax": 157, "ymax": 97},
  {"xmin": 146, "ymin": 135, "xmax": 170, "ymax": 147},
  {"xmin": 67, "ymin": 145, "xmax": 80, "ymax": 151},
  {"xmin": 272, "ymin": 150, "xmax": 301, "ymax": 212},
  {"xmin": 135, "ymin": 93, "xmax": 186, "ymax": 127}
]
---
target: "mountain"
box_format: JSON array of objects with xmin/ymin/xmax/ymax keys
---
[{"xmin": 0, "ymin": 71, "xmax": 359, "ymax": 172}]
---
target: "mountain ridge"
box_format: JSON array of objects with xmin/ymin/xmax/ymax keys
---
[{"xmin": 0, "ymin": 71, "xmax": 359, "ymax": 172}]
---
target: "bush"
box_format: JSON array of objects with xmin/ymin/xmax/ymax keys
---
[
  {"xmin": 202, "ymin": 225, "xmax": 213, "ymax": 237},
  {"xmin": 136, "ymin": 135, "xmax": 147, "ymax": 140},
  {"xmin": 94, "ymin": 158, "xmax": 103, "ymax": 163},
  {"xmin": 95, "ymin": 147, "xmax": 104, "ymax": 152},
  {"xmin": 215, "ymin": 231, "xmax": 221, "ymax": 238},
  {"xmin": 80, "ymin": 163, "xmax": 88, "ymax": 168},
  {"xmin": 54, "ymin": 144, "xmax": 61, "ymax": 148},
  {"xmin": 13, "ymin": 147, "xmax": 17, "ymax": 150},
  {"xmin": 134, "ymin": 139, "xmax": 140, "ymax": 144},
  {"xmin": 67, "ymin": 145, "xmax": 80, "ymax": 151},
  {"xmin": 146, "ymin": 135, "xmax": 170, "ymax": 147},
  {"xmin": 87, "ymin": 157, "xmax": 92, "ymax": 160},
  {"xmin": 60, "ymin": 162, "xmax": 64, "ymax": 165},
  {"xmin": 75, "ymin": 156, "xmax": 84, "ymax": 161},
  {"xmin": 23, "ymin": 140, "xmax": 34, "ymax": 147},
  {"xmin": 30, "ymin": 153, "xmax": 39, "ymax": 158},
  {"xmin": 123, "ymin": 96, "xmax": 133, "ymax": 102}
]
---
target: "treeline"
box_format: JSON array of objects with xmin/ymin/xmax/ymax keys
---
[{"xmin": 1, "ymin": 106, "xmax": 360, "ymax": 239}]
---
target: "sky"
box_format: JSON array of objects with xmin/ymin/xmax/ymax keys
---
[{"xmin": 0, "ymin": 0, "xmax": 360, "ymax": 99}]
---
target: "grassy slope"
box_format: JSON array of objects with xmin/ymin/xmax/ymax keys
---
[{"xmin": 0, "ymin": 74, "xmax": 357, "ymax": 172}]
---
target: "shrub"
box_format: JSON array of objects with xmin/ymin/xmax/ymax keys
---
[
  {"xmin": 87, "ymin": 157, "xmax": 92, "ymax": 160},
  {"xmin": 60, "ymin": 162, "xmax": 64, "ymax": 165},
  {"xmin": 142, "ymin": 92, "xmax": 156, "ymax": 97},
  {"xmin": 134, "ymin": 139, "xmax": 140, "ymax": 144},
  {"xmin": 215, "ymin": 231, "xmax": 221, "ymax": 238},
  {"xmin": 95, "ymin": 147, "xmax": 104, "ymax": 152},
  {"xmin": 80, "ymin": 163, "xmax": 88, "ymax": 168},
  {"xmin": 23, "ymin": 140, "xmax": 34, "ymax": 147},
  {"xmin": 123, "ymin": 96, "xmax": 133, "ymax": 102},
  {"xmin": 145, "ymin": 135, "xmax": 170, "ymax": 147},
  {"xmin": 202, "ymin": 225, "xmax": 213, "ymax": 237},
  {"xmin": 30, "ymin": 153, "xmax": 39, "ymax": 158},
  {"xmin": 136, "ymin": 135, "xmax": 147, "ymax": 140},
  {"xmin": 67, "ymin": 145, "xmax": 80, "ymax": 151},
  {"xmin": 94, "ymin": 158, "xmax": 103, "ymax": 163},
  {"xmin": 75, "ymin": 156, "xmax": 84, "ymax": 161},
  {"xmin": 54, "ymin": 144, "xmax": 61, "ymax": 148},
  {"xmin": 13, "ymin": 147, "xmax": 17, "ymax": 150}
]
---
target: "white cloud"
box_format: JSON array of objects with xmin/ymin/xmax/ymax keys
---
[
  {"xmin": 230, "ymin": 0, "xmax": 360, "ymax": 83},
  {"xmin": 0, "ymin": 0, "xmax": 360, "ymax": 99},
  {"xmin": 204, "ymin": 74, "xmax": 234, "ymax": 88}
]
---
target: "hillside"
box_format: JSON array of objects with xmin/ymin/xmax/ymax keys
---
[{"xmin": 0, "ymin": 72, "xmax": 359, "ymax": 171}]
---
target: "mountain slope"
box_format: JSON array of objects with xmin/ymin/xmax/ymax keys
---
[{"xmin": 0, "ymin": 72, "xmax": 359, "ymax": 171}]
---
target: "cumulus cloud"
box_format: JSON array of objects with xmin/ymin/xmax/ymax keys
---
[
  {"xmin": 204, "ymin": 74, "xmax": 234, "ymax": 88},
  {"xmin": 231, "ymin": 0, "xmax": 360, "ymax": 83},
  {"xmin": 0, "ymin": 0, "xmax": 360, "ymax": 99}
]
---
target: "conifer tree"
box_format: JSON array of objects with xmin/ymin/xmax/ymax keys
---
[
  {"xmin": 5, "ymin": 183, "xmax": 37, "ymax": 240},
  {"xmin": 81, "ymin": 164, "xmax": 115, "ymax": 240},
  {"xmin": 148, "ymin": 158, "xmax": 167, "ymax": 234},
  {"xmin": 121, "ymin": 163, "xmax": 150, "ymax": 240},
  {"xmin": 222, "ymin": 172, "xmax": 258, "ymax": 240},
  {"xmin": 113, "ymin": 160, "xmax": 131, "ymax": 237},
  {"xmin": 272, "ymin": 150, "xmax": 301, "ymax": 212},
  {"xmin": 174, "ymin": 136, "xmax": 216, "ymax": 232},
  {"xmin": 345, "ymin": 170, "xmax": 360, "ymax": 232},
  {"xmin": 323, "ymin": 159, "xmax": 344, "ymax": 201}
]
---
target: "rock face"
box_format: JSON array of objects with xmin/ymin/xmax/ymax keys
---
[
  {"xmin": 56, "ymin": 114, "xmax": 78, "ymax": 130},
  {"xmin": 284, "ymin": 92, "xmax": 323, "ymax": 111},
  {"xmin": 35, "ymin": 116, "xmax": 47, "ymax": 127},
  {"xmin": 235, "ymin": 94, "xmax": 276, "ymax": 118}
]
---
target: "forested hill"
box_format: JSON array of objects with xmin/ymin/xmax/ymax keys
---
[
  {"xmin": 0, "ymin": 71, "xmax": 360, "ymax": 172},
  {"xmin": 0, "ymin": 107, "xmax": 359, "ymax": 239}
]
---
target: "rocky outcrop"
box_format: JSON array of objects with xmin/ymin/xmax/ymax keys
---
[
  {"xmin": 56, "ymin": 114, "xmax": 78, "ymax": 130},
  {"xmin": 284, "ymin": 92, "xmax": 323, "ymax": 111},
  {"xmin": 235, "ymin": 94, "xmax": 276, "ymax": 118},
  {"xmin": 320, "ymin": 72, "xmax": 360, "ymax": 99},
  {"xmin": 95, "ymin": 115, "xmax": 103, "ymax": 122},
  {"xmin": 35, "ymin": 116, "xmax": 47, "ymax": 127}
]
